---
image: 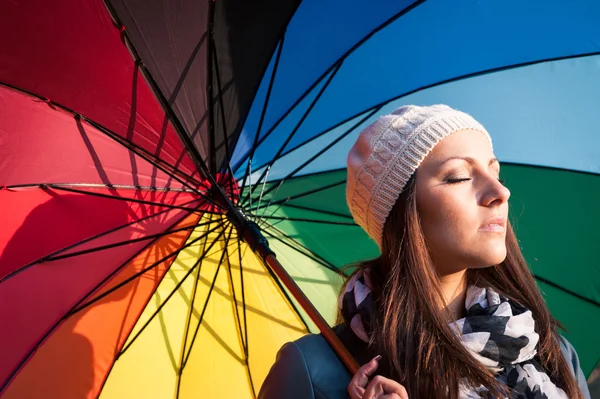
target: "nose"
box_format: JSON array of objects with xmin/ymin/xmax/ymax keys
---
[{"xmin": 480, "ymin": 175, "xmax": 511, "ymax": 207}]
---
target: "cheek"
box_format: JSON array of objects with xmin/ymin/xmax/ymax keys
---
[
  {"xmin": 417, "ymin": 189, "xmax": 508, "ymax": 268},
  {"xmin": 417, "ymin": 191, "xmax": 476, "ymax": 249}
]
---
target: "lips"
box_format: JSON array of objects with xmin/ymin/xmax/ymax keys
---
[{"xmin": 479, "ymin": 216, "xmax": 506, "ymax": 233}]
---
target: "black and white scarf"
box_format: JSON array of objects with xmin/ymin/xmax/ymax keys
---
[{"xmin": 339, "ymin": 270, "xmax": 568, "ymax": 398}]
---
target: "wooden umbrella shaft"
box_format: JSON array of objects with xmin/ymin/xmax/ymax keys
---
[
  {"xmin": 263, "ymin": 253, "xmax": 359, "ymax": 374},
  {"xmin": 229, "ymin": 210, "xmax": 359, "ymax": 375}
]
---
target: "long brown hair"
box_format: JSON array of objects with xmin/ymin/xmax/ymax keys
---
[{"xmin": 340, "ymin": 175, "xmax": 584, "ymax": 398}]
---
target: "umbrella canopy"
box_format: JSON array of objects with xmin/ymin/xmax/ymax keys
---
[{"xmin": 1, "ymin": 0, "xmax": 599, "ymax": 398}]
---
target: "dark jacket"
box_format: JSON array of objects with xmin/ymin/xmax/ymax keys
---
[{"xmin": 258, "ymin": 324, "xmax": 591, "ymax": 399}]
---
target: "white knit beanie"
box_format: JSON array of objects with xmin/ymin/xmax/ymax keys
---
[{"xmin": 346, "ymin": 104, "xmax": 493, "ymax": 248}]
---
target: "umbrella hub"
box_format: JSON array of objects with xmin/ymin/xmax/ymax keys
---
[{"xmin": 202, "ymin": 172, "xmax": 241, "ymax": 213}]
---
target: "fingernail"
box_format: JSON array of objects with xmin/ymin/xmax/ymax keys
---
[{"xmin": 373, "ymin": 355, "xmax": 382, "ymax": 362}]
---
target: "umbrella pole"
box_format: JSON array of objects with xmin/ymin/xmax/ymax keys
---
[
  {"xmin": 227, "ymin": 209, "xmax": 360, "ymax": 375},
  {"xmin": 263, "ymin": 252, "xmax": 360, "ymax": 375}
]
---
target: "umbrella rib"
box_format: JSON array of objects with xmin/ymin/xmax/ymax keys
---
[
  {"xmin": 245, "ymin": 238, "xmax": 311, "ymax": 334},
  {"xmin": 534, "ymin": 274, "xmax": 600, "ymax": 309},
  {"xmin": 244, "ymin": 170, "xmax": 348, "ymax": 220},
  {"xmin": 82, "ymin": 117, "xmax": 211, "ymax": 193},
  {"xmin": 181, "ymin": 226, "xmax": 234, "ymax": 369},
  {"xmin": 277, "ymin": 203, "xmax": 354, "ymax": 220},
  {"xmin": 225, "ymin": 231, "xmax": 257, "ymax": 397},
  {"xmin": 252, "ymin": 179, "xmax": 347, "ymax": 212},
  {"xmin": 0, "ymin": 82, "xmax": 208, "ymax": 193},
  {"xmin": 116, "ymin": 224, "xmax": 229, "ymax": 357},
  {"xmin": 268, "ymin": 108, "xmax": 379, "ymax": 162},
  {"xmin": 232, "ymin": 0, "xmax": 427, "ymax": 172},
  {"xmin": 235, "ymin": 230, "xmax": 313, "ymax": 339},
  {"xmin": 103, "ymin": 0, "xmax": 214, "ymax": 184},
  {"xmin": 263, "ymin": 218, "xmax": 600, "ymax": 308},
  {"xmin": 261, "ymin": 229, "xmax": 335, "ymax": 272},
  {"xmin": 175, "ymin": 215, "xmax": 213, "ymax": 397},
  {"xmin": 0, "ymin": 207, "xmax": 199, "ymax": 396},
  {"xmin": 92, "ymin": 217, "xmax": 200, "ymax": 399},
  {"xmin": 260, "ymin": 221, "xmax": 340, "ymax": 274},
  {"xmin": 256, "ymin": 200, "xmax": 286, "ymax": 229},
  {"xmin": 255, "ymin": 178, "xmax": 285, "ymax": 224},
  {"xmin": 0, "ymin": 197, "xmax": 202, "ymax": 284},
  {"xmin": 248, "ymin": 157, "xmax": 254, "ymax": 214},
  {"xmin": 242, "ymin": 62, "xmax": 343, "ymax": 206},
  {"xmin": 4, "ymin": 182, "xmax": 199, "ymax": 193},
  {"xmin": 237, "ymin": 236, "xmax": 250, "ymax": 354},
  {"xmin": 250, "ymin": 151, "xmax": 600, "ymax": 193},
  {"xmin": 260, "ymin": 215, "xmax": 358, "ymax": 226},
  {"xmin": 238, "ymin": 38, "xmax": 285, "ymax": 202},
  {"xmin": 225, "ymin": 234, "xmax": 247, "ymax": 351},
  {"xmin": 263, "ymin": 49, "xmax": 600, "ymax": 168},
  {"xmin": 47, "ymin": 185, "xmax": 215, "ymax": 214},
  {"xmin": 258, "ymin": 217, "xmax": 286, "ymax": 231},
  {"xmin": 249, "ymin": 107, "xmax": 379, "ymax": 187},
  {"xmin": 239, "ymin": 53, "xmax": 600, "ymax": 181},
  {"xmin": 70, "ymin": 222, "xmax": 225, "ymax": 315},
  {"xmin": 42, "ymin": 220, "xmax": 216, "ymax": 263},
  {"xmin": 207, "ymin": 0, "xmax": 218, "ymax": 173},
  {"xmin": 141, "ymin": 21, "xmax": 208, "ymax": 165},
  {"xmin": 250, "ymin": 167, "xmax": 347, "ymax": 187},
  {"xmin": 5, "ymin": 182, "xmax": 214, "ymax": 219},
  {"xmin": 95, "ymin": 229, "xmax": 238, "ymax": 399},
  {"xmin": 230, "ymin": 237, "xmax": 314, "ymax": 390},
  {"xmin": 211, "ymin": 35, "xmax": 235, "ymax": 183},
  {"xmin": 255, "ymin": 106, "xmax": 381, "ymax": 200},
  {"xmin": 165, "ymin": 236, "xmax": 307, "ymax": 333},
  {"xmin": 195, "ymin": 231, "xmax": 240, "ymax": 261},
  {"xmin": 253, "ymin": 165, "xmax": 271, "ymax": 219},
  {"xmin": 227, "ymin": 0, "xmax": 303, "ymax": 171}
]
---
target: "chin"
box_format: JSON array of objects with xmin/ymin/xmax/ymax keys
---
[
  {"xmin": 479, "ymin": 247, "xmax": 508, "ymax": 267},
  {"xmin": 472, "ymin": 236, "xmax": 508, "ymax": 266}
]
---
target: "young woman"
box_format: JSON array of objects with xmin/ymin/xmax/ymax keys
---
[{"xmin": 258, "ymin": 105, "xmax": 591, "ymax": 399}]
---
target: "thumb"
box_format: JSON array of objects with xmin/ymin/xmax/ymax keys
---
[{"xmin": 361, "ymin": 355, "xmax": 382, "ymax": 378}]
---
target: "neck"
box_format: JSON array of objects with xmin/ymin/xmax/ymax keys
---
[{"xmin": 438, "ymin": 269, "xmax": 468, "ymax": 320}]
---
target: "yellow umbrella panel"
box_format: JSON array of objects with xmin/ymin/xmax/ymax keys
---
[{"xmin": 2, "ymin": 212, "xmax": 321, "ymax": 399}]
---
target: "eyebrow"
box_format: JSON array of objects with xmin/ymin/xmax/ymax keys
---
[{"xmin": 440, "ymin": 157, "xmax": 499, "ymax": 166}]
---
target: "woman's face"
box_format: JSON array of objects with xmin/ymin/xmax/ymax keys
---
[{"xmin": 415, "ymin": 129, "xmax": 510, "ymax": 276}]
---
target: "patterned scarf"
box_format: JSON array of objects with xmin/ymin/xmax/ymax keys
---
[{"xmin": 339, "ymin": 270, "xmax": 568, "ymax": 398}]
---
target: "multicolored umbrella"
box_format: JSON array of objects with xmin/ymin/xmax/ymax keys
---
[{"xmin": 1, "ymin": 0, "xmax": 599, "ymax": 398}]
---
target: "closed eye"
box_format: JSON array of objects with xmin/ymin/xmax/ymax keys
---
[
  {"xmin": 445, "ymin": 177, "xmax": 472, "ymax": 184},
  {"xmin": 447, "ymin": 178, "xmax": 505, "ymax": 185}
]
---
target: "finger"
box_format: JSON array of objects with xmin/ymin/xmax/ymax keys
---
[
  {"xmin": 378, "ymin": 378, "xmax": 409, "ymax": 399},
  {"xmin": 347, "ymin": 384, "xmax": 365, "ymax": 399},
  {"xmin": 363, "ymin": 375, "xmax": 385, "ymax": 399},
  {"xmin": 380, "ymin": 394, "xmax": 403, "ymax": 399},
  {"xmin": 349, "ymin": 355, "xmax": 381, "ymax": 389},
  {"xmin": 364, "ymin": 375, "xmax": 409, "ymax": 399},
  {"xmin": 361, "ymin": 355, "xmax": 382, "ymax": 378}
]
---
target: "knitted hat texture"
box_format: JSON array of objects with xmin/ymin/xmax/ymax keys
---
[{"xmin": 346, "ymin": 104, "xmax": 492, "ymax": 248}]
